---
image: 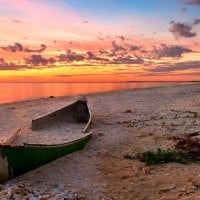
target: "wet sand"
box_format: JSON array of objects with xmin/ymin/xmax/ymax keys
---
[{"xmin": 0, "ymin": 83, "xmax": 200, "ymax": 199}]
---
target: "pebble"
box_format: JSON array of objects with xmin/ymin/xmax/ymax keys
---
[
  {"xmin": 0, "ymin": 184, "xmax": 3, "ymax": 190},
  {"xmin": 0, "ymin": 181, "xmax": 85, "ymax": 200},
  {"xmin": 52, "ymin": 183, "xmax": 65, "ymax": 192},
  {"xmin": 99, "ymin": 196, "xmax": 116, "ymax": 200}
]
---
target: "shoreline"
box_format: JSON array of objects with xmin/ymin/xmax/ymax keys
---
[
  {"xmin": 1, "ymin": 80, "xmax": 200, "ymax": 83},
  {"xmin": 0, "ymin": 83, "xmax": 200, "ymax": 199},
  {"xmin": 0, "ymin": 81, "xmax": 197, "ymax": 106}
]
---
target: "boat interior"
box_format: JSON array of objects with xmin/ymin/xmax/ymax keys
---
[{"xmin": 11, "ymin": 99, "xmax": 91, "ymax": 145}]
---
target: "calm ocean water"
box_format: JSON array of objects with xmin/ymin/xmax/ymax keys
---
[{"xmin": 0, "ymin": 82, "xmax": 191, "ymax": 104}]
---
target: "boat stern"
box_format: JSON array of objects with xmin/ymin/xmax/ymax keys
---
[{"xmin": 0, "ymin": 147, "xmax": 9, "ymax": 183}]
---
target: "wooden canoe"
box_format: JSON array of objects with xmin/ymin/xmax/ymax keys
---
[{"xmin": 0, "ymin": 97, "xmax": 92, "ymax": 183}]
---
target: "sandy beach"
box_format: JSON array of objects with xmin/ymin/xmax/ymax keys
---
[{"xmin": 0, "ymin": 83, "xmax": 200, "ymax": 200}]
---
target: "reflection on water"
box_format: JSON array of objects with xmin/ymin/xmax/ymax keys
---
[{"xmin": 0, "ymin": 82, "xmax": 190, "ymax": 104}]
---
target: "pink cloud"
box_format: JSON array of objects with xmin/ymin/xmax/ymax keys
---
[
  {"xmin": 0, "ymin": 0, "xmax": 139, "ymax": 47},
  {"xmin": 0, "ymin": 0, "xmax": 97, "ymax": 44}
]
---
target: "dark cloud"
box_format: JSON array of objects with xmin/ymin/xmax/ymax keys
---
[
  {"xmin": 192, "ymin": 19, "xmax": 200, "ymax": 26},
  {"xmin": 58, "ymin": 51, "xmax": 85, "ymax": 62},
  {"xmin": 110, "ymin": 41, "xmax": 142, "ymax": 57},
  {"xmin": 86, "ymin": 51, "xmax": 109, "ymax": 62},
  {"xmin": 86, "ymin": 49, "xmax": 144, "ymax": 65},
  {"xmin": 58, "ymin": 50, "xmax": 109, "ymax": 63},
  {"xmin": 0, "ymin": 55, "xmax": 56, "ymax": 70},
  {"xmin": 58, "ymin": 47, "xmax": 144, "ymax": 65},
  {"xmin": 98, "ymin": 49, "xmax": 109, "ymax": 55},
  {"xmin": 147, "ymin": 60, "xmax": 200, "ymax": 73},
  {"xmin": 111, "ymin": 41, "xmax": 126, "ymax": 55},
  {"xmin": 0, "ymin": 58, "xmax": 4, "ymax": 63},
  {"xmin": 12, "ymin": 19, "xmax": 21, "ymax": 23},
  {"xmin": 169, "ymin": 21, "xmax": 196, "ymax": 38},
  {"xmin": 86, "ymin": 51, "xmax": 94, "ymax": 59},
  {"xmin": 1, "ymin": 43, "xmax": 47, "ymax": 53},
  {"xmin": 116, "ymin": 36, "xmax": 125, "ymax": 41},
  {"xmin": 66, "ymin": 49, "xmax": 71, "ymax": 53},
  {"xmin": 128, "ymin": 45, "xmax": 141, "ymax": 51},
  {"xmin": 112, "ymin": 56, "xmax": 144, "ymax": 64},
  {"xmin": 24, "ymin": 44, "xmax": 47, "ymax": 53},
  {"xmin": 152, "ymin": 44, "xmax": 193, "ymax": 59},
  {"xmin": 182, "ymin": 0, "xmax": 200, "ymax": 6},
  {"xmin": 98, "ymin": 42, "xmax": 141, "ymax": 60},
  {"xmin": 68, "ymin": 40, "xmax": 80, "ymax": 46},
  {"xmin": 25, "ymin": 55, "xmax": 56, "ymax": 65},
  {"xmin": 0, "ymin": 58, "xmax": 27, "ymax": 70},
  {"xmin": 2, "ymin": 43, "xmax": 23, "ymax": 52},
  {"xmin": 98, "ymin": 37, "xmax": 104, "ymax": 41}
]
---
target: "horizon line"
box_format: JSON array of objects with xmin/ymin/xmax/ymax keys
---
[{"xmin": 0, "ymin": 81, "xmax": 200, "ymax": 84}]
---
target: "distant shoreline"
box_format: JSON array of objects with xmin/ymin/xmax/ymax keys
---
[
  {"xmin": 0, "ymin": 81, "xmax": 199, "ymax": 84},
  {"xmin": 0, "ymin": 81, "xmax": 198, "ymax": 105}
]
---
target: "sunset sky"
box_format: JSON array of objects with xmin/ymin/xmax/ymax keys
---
[{"xmin": 0, "ymin": 0, "xmax": 200, "ymax": 82}]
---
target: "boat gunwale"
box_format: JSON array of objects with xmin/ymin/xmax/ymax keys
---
[
  {"xmin": 0, "ymin": 128, "xmax": 22, "ymax": 145},
  {"xmin": 22, "ymin": 131, "xmax": 92, "ymax": 148}
]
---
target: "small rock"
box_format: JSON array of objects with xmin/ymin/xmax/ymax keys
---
[
  {"xmin": 192, "ymin": 186, "xmax": 198, "ymax": 191},
  {"xmin": 13, "ymin": 194, "xmax": 22, "ymax": 199},
  {"xmin": 54, "ymin": 193, "xmax": 64, "ymax": 199},
  {"xmin": 0, "ymin": 184, "xmax": 3, "ymax": 190},
  {"xmin": 64, "ymin": 191, "xmax": 78, "ymax": 200},
  {"xmin": 30, "ymin": 197, "xmax": 39, "ymax": 200},
  {"xmin": 179, "ymin": 188, "xmax": 186, "ymax": 192},
  {"xmin": 99, "ymin": 196, "xmax": 115, "ymax": 200},
  {"xmin": 159, "ymin": 185, "xmax": 175, "ymax": 192},
  {"xmin": 52, "ymin": 183, "xmax": 65, "ymax": 192},
  {"xmin": 41, "ymin": 194, "xmax": 50, "ymax": 199},
  {"xmin": 7, "ymin": 187, "xmax": 15, "ymax": 197}
]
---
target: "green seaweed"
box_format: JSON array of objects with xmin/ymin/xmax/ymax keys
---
[{"xmin": 124, "ymin": 148, "xmax": 198, "ymax": 165}]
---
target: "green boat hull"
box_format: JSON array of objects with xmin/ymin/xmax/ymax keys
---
[{"xmin": 0, "ymin": 133, "xmax": 91, "ymax": 182}]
